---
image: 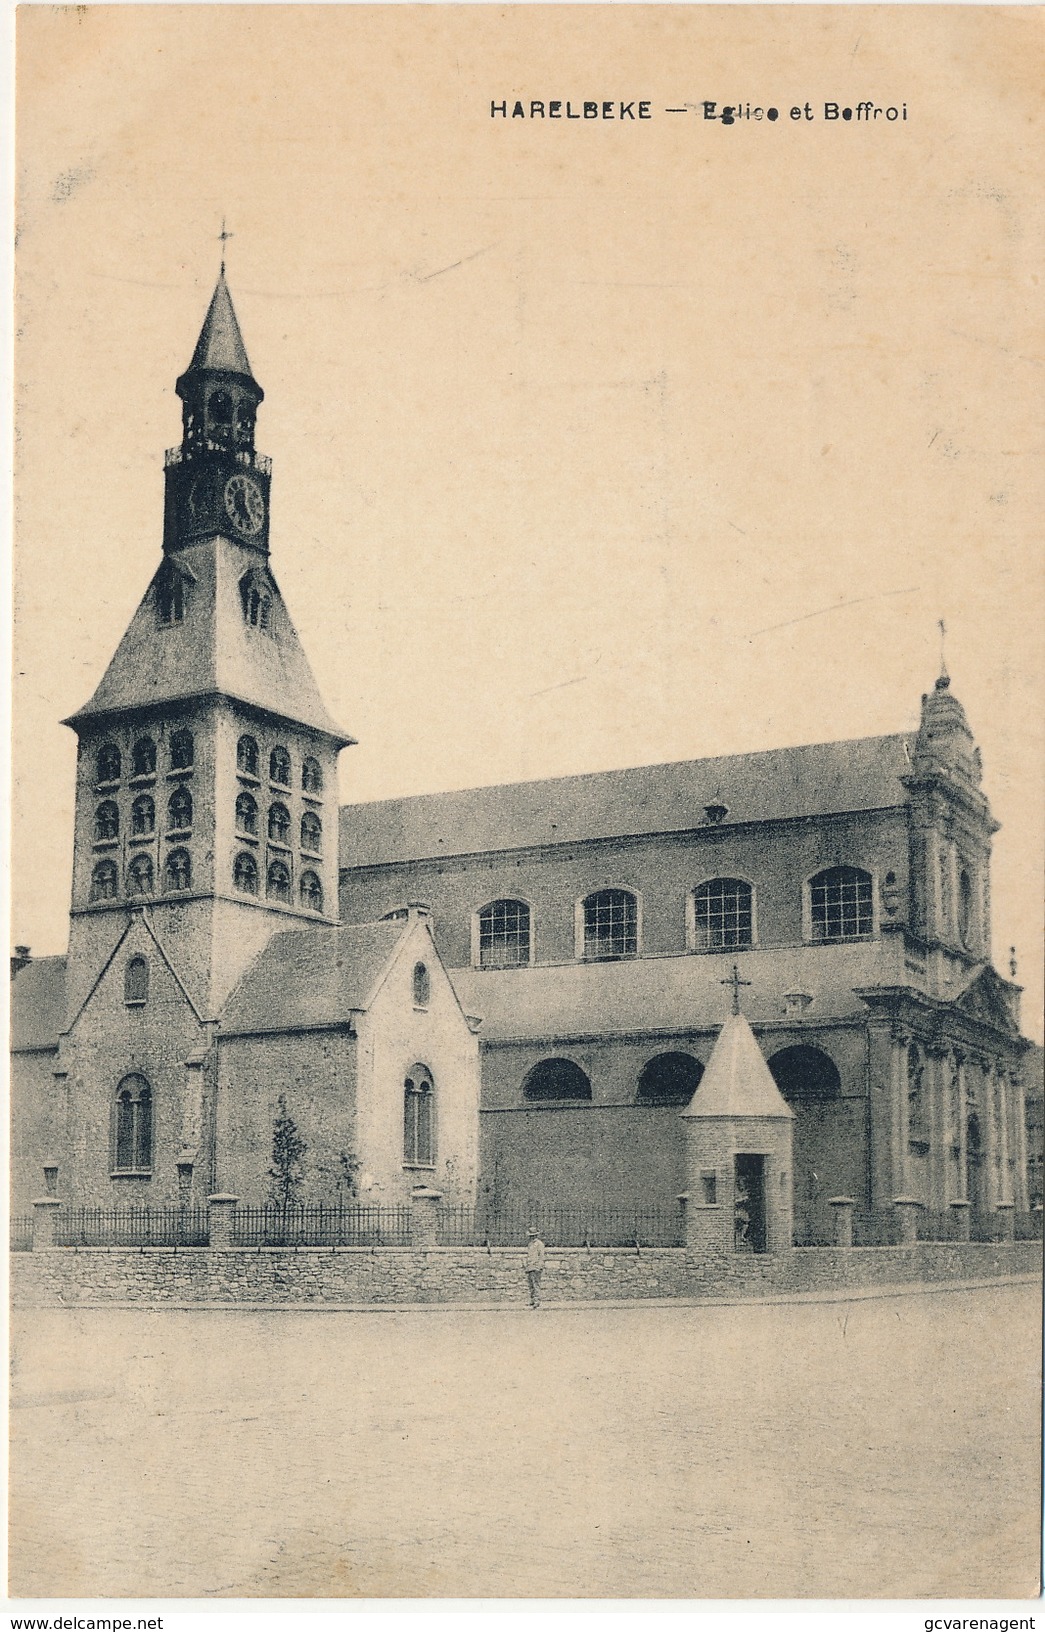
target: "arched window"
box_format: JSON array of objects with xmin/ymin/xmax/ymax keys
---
[
  {"xmin": 413, "ymin": 961, "xmax": 431, "ymax": 1007},
  {"xmin": 267, "ymin": 858, "xmax": 291, "ymax": 903},
  {"xmin": 90, "ymin": 859, "xmax": 119, "ymax": 902},
  {"xmin": 692, "ymin": 878, "xmax": 753, "ymax": 950},
  {"xmin": 165, "ymin": 848, "xmax": 192, "ymax": 892},
  {"xmin": 124, "ymin": 955, "xmax": 149, "ymax": 1005},
  {"xmin": 299, "ymin": 811, "xmax": 322, "ymax": 855},
  {"xmin": 637, "ymin": 1052, "xmax": 704, "ymax": 1105},
  {"xmin": 131, "ymin": 737, "xmax": 157, "ymax": 778},
  {"xmin": 235, "ymin": 790, "xmax": 258, "ymax": 835},
  {"xmin": 268, "ymin": 802, "xmax": 291, "ymax": 844},
  {"xmin": 131, "ymin": 794, "xmax": 155, "ymax": 836},
  {"xmin": 300, "ymin": 870, "xmax": 323, "ymax": 912},
  {"xmin": 581, "ymin": 889, "xmax": 637, "ymax": 961},
  {"xmin": 270, "ymin": 746, "xmax": 291, "ymax": 786},
  {"xmin": 808, "ymin": 866, "xmax": 873, "ymax": 942},
  {"xmin": 234, "ymin": 851, "xmax": 259, "ymax": 895},
  {"xmin": 170, "ymin": 729, "xmax": 194, "ymax": 770},
  {"xmin": 478, "ymin": 899, "xmax": 531, "ymax": 969},
  {"xmin": 907, "ymin": 1043, "xmax": 928, "ymax": 1148},
  {"xmin": 96, "ymin": 743, "xmax": 121, "ymax": 784},
  {"xmin": 240, "ymin": 573, "xmax": 272, "ymax": 631},
  {"xmin": 403, "ymin": 1067, "xmax": 434, "ymax": 1165},
  {"xmin": 237, "ymin": 735, "xmax": 259, "ymax": 777},
  {"xmin": 127, "ymin": 854, "xmax": 154, "ymax": 898},
  {"xmin": 167, "ymin": 786, "xmax": 193, "ymax": 832},
  {"xmin": 155, "ymin": 567, "xmax": 186, "ymax": 627},
  {"xmin": 302, "ymin": 756, "xmax": 323, "ymax": 794},
  {"xmin": 114, "ymin": 1074, "xmax": 152, "ymax": 1173},
  {"xmin": 767, "ymin": 1045, "xmax": 842, "ymax": 1103},
  {"xmin": 94, "ymin": 801, "xmax": 119, "ymax": 842},
  {"xmin": 957, "ymin": 866, "xmax": 974, "ymax": 947},
  {"xmin": 209, "ymin": 387, "xmax": 233, "ymax": 424},
  {"xmin": 522, "ymin": 1059, "xmax": 593, "ymax": 1101}
]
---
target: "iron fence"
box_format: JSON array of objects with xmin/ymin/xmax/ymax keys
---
[
  {"xmin": 231, "ymin": 1204, "xmax": 412, "ymax": 1247},
  {"xmin": 915, "ymin": 1208, "xmax": 967, "ymax": 1243},
  {"xmin": 1014, "ymin": 1209, "xmax": 1043, "ymax": 1241},
  {"xmin": 437, "ymin": 1203, "xmax": 685, "ymax": 1248},
  {"xmin": 55, "ymin": 1206, "xmax": 209, "ymax": 1247},
  {"xmin": 10, "ymin": 1215, "xmax": 33, "ymax": 1252},
  {"xmin": 851, "ymin": 1210, "xmax": 901, "ymax": 1247}
]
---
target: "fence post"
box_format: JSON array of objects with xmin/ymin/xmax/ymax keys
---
[
  {"xmin": 410, "ymin": 1187, "xmax": 443, "ymax": 1247},
  {"xmin": 995, "ymin": 1202, "xmax": 1015, "ymax": 1242},
  {"xmin": 31, "ymin": 1197, "xmax": 63, "ymax": 1250},
  {"xmin": 892, "ymin": 1196, "xmax": 922, "ymax": 1245},
  {"xmin": 207, "ymin": 1193, "xmax": 239, "ymax": 1248},
  {"xmin": 828, "ymin": 1197, "xmax": 856, "ymax": 1248},
  {"xmin": 948, "ymin": 1199, "xmax": 972, "ymax": 1242}
]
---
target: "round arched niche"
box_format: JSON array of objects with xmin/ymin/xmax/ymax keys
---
[
  {"xmin": 522, "ymin": 1059, "xmax": 593, "ymax": 1102},
  {"xmin": 767, "ymin": 1045, "xmax": 841, "ymax": 1103},
  {"xmin": 636, "ymin": 1052, "xmax": 704, "ymax": 1106}
]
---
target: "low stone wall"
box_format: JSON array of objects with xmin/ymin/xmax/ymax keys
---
[{"xmin": 10, "ymin": 1239, "xmax": 1041, "ymax": 1308}]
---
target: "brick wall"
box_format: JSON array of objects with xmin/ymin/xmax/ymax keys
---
[{"xmin": 11, "ymin": 1240, "xmax": 1039, "ymax": 1308}]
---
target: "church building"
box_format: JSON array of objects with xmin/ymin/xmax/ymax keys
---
[{"xmin": 10, "ymin": 272, "xmax": 1034, "ymax": 1242}]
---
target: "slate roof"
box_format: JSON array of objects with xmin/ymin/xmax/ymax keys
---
[
  {"xmin": 450, "ymin": 941, "xmax": 889, "ymax": 1043},
  {"xmin": 183, "ymin": 269, "xmax": 258, "ymax": 383},
  {"xmin": 681, "ymin": 1011, "xmax": 794, "ymax": 1120},
  {"xmin": 340, "ymin": 734, "xmax": 914, "ymax": 867},
  {"xmin": 66, "ymin": 537, "xmax": 351, "ymax": 739},
  {"xmin": 219, "ymin": 920, "xmax": 407, "ymax": 1035},
  {"xmin": 10, "ymin": 957, "xmax": 68, "ymax": 1051}
]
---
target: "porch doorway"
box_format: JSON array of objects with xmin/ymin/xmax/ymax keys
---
[{"xmin": 734, "ymin": 1154, "xmax": 767, "ymax": 1254}]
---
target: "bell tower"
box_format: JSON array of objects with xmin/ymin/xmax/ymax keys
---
[{"xmin": 62, "ymin": 268, "xmax": 355, "ymax": 1022}]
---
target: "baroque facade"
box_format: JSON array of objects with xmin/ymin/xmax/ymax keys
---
[{"xmin": 10, "ymin": 273, "xmax": 1034, "ymax": 1240}]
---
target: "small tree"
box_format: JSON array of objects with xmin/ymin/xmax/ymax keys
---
[
  {"xmin": 336, "ymin": 1149, "xmax": 361, "ymax": 1201},
  {"xmin": 269, "ymin": 1095, "xmax": 307, "ymax": 1211}
]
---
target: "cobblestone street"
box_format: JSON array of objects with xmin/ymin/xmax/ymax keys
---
[{"xmin": 9, "ymin": 1281, "xmax": 1041, "ymax": 1600}]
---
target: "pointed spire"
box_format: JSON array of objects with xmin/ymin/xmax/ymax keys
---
[
  {"xmin": 184, "ymin": 269, "xmax": 257, "ymax": 382},
  {"xmin": 681, "ymin": 1012, "xmax": 794, "ymax": 1121}
]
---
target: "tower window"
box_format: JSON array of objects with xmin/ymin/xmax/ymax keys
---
[
  {"xmin": 478, "ymin": 899, "xmax": 532, "ymax": 969},
  {"xmin": 302, "ymin": 756, "xmax": 323, "ymax": 794},
  {"xmin": 170, "ymin": 729, "xmax": 194, "ymax": 771},
  {"xmin": 156, "ymin": 568, "xmax": 186, "ymax": 627},
  {"xmin": 692, "ymin": 879, "xmax": 754, "ymax": 951},
  {"xmin": 268, "ymin": 802, "xmax": 291, "ymax": 844},
  {"xmin": 300, "ymin": 870, "xmax": 323, "ymax": 912},
  {"xmin": 957, "ymin": 867, "xmax": 974, "ymax": 948},
  {"xmin": 132, "ymin": 737, "xmax": 157, "ymax": 778},
  {"xmin": 208, "ymin": 388, "xmax": 233, "ymax": 424},
  {"xmin": 124, "ymin": 956, "xmax": 149, "ymax": 1006},
  {"xmin": 234, "ymin": 851, "xmax": 259, "ymax": 895},
  {"xmin": 809, "ymin": 866, "xmax": 873, "ymax": 942},
  {"xmin": 127, "ymin": 854, "xmax": 154, "ymax": 897},
  {"xmin": 581, "ymin": 889, "xmax": 638, "ymax": 961},
  {"xmin": 94, "ymin": 801, "xmax": 119, "ymax": 842},
  {"xmin": 165, "ymin": 848, "xmax": 192, "ymax": 892},
  {"xmin": 270, "ymin": 746, "xmax": 291, "ymax": 786},
  {"xmin": 168, "ymin": 786, "xmax": 193, "ymax": 832},
  {"xmin": 96, "ymin": 743, "xmax": 121, "ymax": 784},
  {"xmin": 132, "ymin": 794, "xmax": 155, "ymax": 836},
  {"xmin": 301, "ymin": 811, "xmax": 322, "ymax": 854},
  {"xmin": 90, "ymin": 859, "xmax": 119, "ymax": 902},
  {"xmin": 237, "ymin": 735, "xmax": 259, "ymax": 778},
  {"xmin": 113, "ymin": 1074, "xmax": 152, "ymax": 1173},
  {"xmin": 240, "ymin": 573, "xmax": 272, "ymax": 631},
  {"xmin": 403, "ymin": 1068, "xmax": 435, "ymax": 1166},
  {"xmin": 235, "ymin": 790, "xmax": 259, "ymax": 835},
  {"xmin": 267, "ymin": 859, "xmax": 291, "ymax": 903},
  {"xmin": 413, "ymin": 962, "xmax": 431, "ymax": 1007}
]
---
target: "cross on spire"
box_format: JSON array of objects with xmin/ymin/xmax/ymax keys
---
[
  {"xmin": 938, "ymin": 616, "xmax": 948, "ymax": 681},
  {"xmin": 218, "ymin": 217, "xmax": 234, "ymax": 272},
  {"xmin": 722, "ymin": 962, "xmax": 752, "ymax": 1016}
]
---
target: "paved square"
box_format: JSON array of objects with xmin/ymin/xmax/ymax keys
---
[{"xmin": 9, "ymin": 1281, "xmax": 1041, "ymax": 1599}]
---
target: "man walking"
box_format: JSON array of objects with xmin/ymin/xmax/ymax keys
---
[{"xmin": 524, "ymin": 1228, "xmax": 546, "ymax": 1308}]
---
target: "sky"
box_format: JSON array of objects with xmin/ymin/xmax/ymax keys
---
[{"xmin": 12, "ymin": 5, "xmax": 1044, "ymax": 1035}]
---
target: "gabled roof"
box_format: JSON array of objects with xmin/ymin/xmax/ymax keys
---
[
  {"xmin": 340, "ymin": 734, "xmax": 914, "ymax": 866},
  {"xmin": 680, "ymin": 1011, "xmax": 794, "ymax": 1120},
  {"xmin": 65, "ymin": 537, "xmax": 352, "ymax": 740},
  {"xmin": 219, "ymin": 920, "xmax": 409, "ymax": 1036},
  {"xmin": 182, "ymin": 269, "xmax": 257, "ymax": 383},
  {"xmin": 450, "ymin": 940, "xmax": 888, "ymax": 1043},
  {"xmin": 951, "ymin": 963, "xmax": 1022, "ymax": 1036},
  {"xmin": 10, "ymin": 957, "xmax": 67, "ymax": 1051}
]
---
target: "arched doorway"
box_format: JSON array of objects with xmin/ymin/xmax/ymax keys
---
[
  {"xmin": 966, "ymin": 1113, "xmax": 985, "ymax": 1214},
  {"xmin": 768, "ymin": 1045, "xmax": 859, "ymax": 1244}
]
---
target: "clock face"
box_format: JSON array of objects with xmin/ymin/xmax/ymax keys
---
[{"xmin": 224, "ymin": 473, "xmax": 265, "ymax": 536}]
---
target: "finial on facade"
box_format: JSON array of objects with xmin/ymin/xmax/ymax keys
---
[
  {"xmin": 218, "ymin": 216, "xmax": 234, "ymax": 274},
  {"xmin": 936, "ymin": 618, "xmax": 950, "ymax": 689},
  {"xmin": 1009, "ymin": 946, "xmax": 1018, "ymax": 978},
  {"xmin": 722, "ymin": 962, "xmax": 752, "ymax": 1016}
]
